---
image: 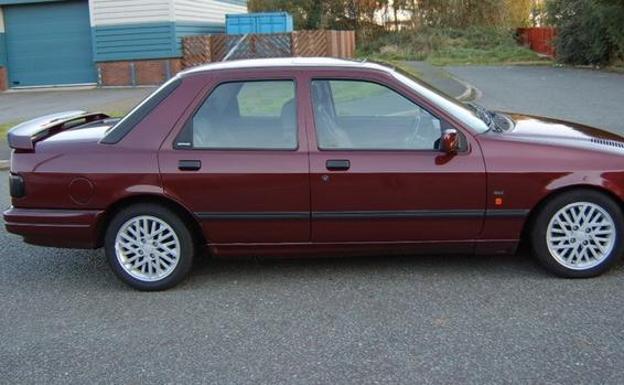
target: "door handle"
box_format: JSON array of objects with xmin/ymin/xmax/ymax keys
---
[
  {"xmin": 178, "ymin": 160, "xmax": 201, "ymax": 171},
  {"xmin": 326, "ymin": 159, "xmax": 350, "ymax": 171}
]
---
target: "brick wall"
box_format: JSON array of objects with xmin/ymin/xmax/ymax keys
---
[
  {"xmin": 0, "ymin": 67, "xmax": 7, "ymax": 91},
  {"xmin": 97, "ymin": 59, "xmax": 182, "ymax": 87}
]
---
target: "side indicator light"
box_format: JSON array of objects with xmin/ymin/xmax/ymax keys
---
[{"xmin": 495, "ymin": 197, "xmax": 503, "ymax": 206}]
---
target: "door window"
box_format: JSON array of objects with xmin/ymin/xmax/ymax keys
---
[
  {"xmin": 190, "ymin": 80, "xmax": 297, "ymax": 150},
  {"xmin": 311, "ymin": 80, "xmax": 442, "ymax": 150}
]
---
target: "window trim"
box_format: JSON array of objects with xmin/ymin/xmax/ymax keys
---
[
  {"xmin": 174, "ymin": 78, "xmax": 300, "ymax": 152},
  {"xmin": 309, "ymin": 78, "xmax": 466, "ymax": 153}
]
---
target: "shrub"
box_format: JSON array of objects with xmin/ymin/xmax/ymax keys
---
[{"xmin": 547, "ymin": 0, "xmax": 624, "ymax": 66}]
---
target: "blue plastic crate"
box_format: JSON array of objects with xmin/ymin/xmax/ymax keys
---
[{"xmin": 226, "ymin": 12, "xmax": 294, "ymax": 35}]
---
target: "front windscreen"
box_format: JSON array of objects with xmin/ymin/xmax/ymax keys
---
[{"xmin": 391, "ymin": 68, "xmax": 490, "ymax": 134}]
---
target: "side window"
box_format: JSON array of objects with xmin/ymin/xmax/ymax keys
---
[
  {"xmin": 311, "ymin": 80, "xmax": 442, "ymax": 150},
  {"xmin": 191, "ymin": 80, "xmax": 297, "ymax": 150}
]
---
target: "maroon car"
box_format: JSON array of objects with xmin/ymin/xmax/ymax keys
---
[{"xmin": 4, "ymin": 58, "xmax": 624, "ymax": 290}]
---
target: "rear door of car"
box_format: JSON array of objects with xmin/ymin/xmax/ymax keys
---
[
  {"xmin": 159, "ymin": 69, "xmax": 310, "ymax": 244},
  {"xmin": 303, "ymin": 69, "xmax": 487, "ymax": 246}
]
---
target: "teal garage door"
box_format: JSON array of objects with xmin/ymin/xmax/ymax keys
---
[{"xmin": 4, "ymin": 0, "xmax": 96, "ymax": 87}]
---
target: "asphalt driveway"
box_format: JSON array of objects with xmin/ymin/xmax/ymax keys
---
[
  {"xmin": 448, "ymin": 65, "xmax": 624, "ymax": 134},
  {"xmin": 0, "ymin": 87, "xmax": 154, "ymax": 161},
  {"xmin": 0, "ymin": 87, "xmax": 154, "ymax": 124},
  {"xmin": 2, "ymin": 174, "xmax": 624, "ymax": 385},
  {"xmin": 2, "ymin": 67, "xmax": 624, "ymax": 384}
]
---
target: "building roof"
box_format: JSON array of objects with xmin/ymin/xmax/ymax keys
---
[{"xmin": 180, "ymin": 57, "xmax": 393, "ymax": 75}]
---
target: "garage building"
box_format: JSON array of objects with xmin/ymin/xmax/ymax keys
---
[{"xmin": 0, "ymin": 0, "xmax": 247, "ymax": 90}]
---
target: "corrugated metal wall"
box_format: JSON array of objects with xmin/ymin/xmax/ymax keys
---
[
  {"xmin": 90, "ymin": 0, "xmax": 173, "ymax": 26},
  {"xmin": 175, "ymin": 0, "xmax": 246, "ymax": 24},
  {"xmin": 92, "ymin": 23, "xmax": 178, "ymax": 61},
  {"xmin": 90, "ymin": 0, "xmax": 247, "ymax": 62},
  {"xmin": 0, "ymin": 7, "xmax": 5, "ymax": 66}
]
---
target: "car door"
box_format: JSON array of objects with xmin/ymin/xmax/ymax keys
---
[
  {"xmin": 159, "ymin": 71, "xmax": 310, "ymax": 244},
  {"xmin": 305, "ymin": 72, "xmax": 486, "ymax": 246}
]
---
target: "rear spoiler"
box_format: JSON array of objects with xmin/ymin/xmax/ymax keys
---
[{"xmin": 7, "ymin": 111, "xmax": 110, "ymax": 151}]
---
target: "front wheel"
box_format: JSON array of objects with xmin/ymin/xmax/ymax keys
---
[
  {"xmin": 531, "ymin": 190, "xmax": 624, "ymax": 278},
  {"xmin": 105, "ymin": 204, "xmax": 195, "ymax": 290}
]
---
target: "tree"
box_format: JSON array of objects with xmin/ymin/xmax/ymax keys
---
[
  {"xmin": 249, "ymin": 0, "xmax": 533, "ymax": 31},
  {"xmin": 392, "ymin": 0, "xmax": 409, "ymax": 31},
  {"xmin": 248, "ymin": 0, "xmax": 325, "ymax": 29},
  {"xmin": 248, "ymin": 0, "xmax": 388, "ymax": 31},
  {"xmin": 400, "ymin": 0, "xmax": 531, "ymax": 29},
  {"xmin": 505, "ymin": 0, "xmax": 533, "ymax": 27}
]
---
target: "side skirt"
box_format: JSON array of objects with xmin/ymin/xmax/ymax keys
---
[{"xmin": 206, "ymin": 239, "xmax": 519, "ymax": 259}]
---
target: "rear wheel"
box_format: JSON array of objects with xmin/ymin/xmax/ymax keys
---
[
  {"xmin": 105, "ymin": 204, "xmax": 194, "ymax": 290},
  {"xmin": 531, "ymin": 190, "xmax": 623, "ymax": 277}
]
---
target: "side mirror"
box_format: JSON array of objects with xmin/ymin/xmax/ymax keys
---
[{"xmin": 441, "ymin": 128, "xmax": 459, "ymax": 154}]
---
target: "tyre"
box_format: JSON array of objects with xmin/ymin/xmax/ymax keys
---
[
  {"xmin": 531, "ymin": 189, "xmax": 624, "ymax": 278},
  {"xmin": 104, "ymin": 203, "xmax": 195, "ymax": 290}
]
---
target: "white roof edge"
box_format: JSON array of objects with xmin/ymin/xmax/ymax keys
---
[{"xmin": 179, "ymin": 57, "xmax": 394, "ymax": 76}]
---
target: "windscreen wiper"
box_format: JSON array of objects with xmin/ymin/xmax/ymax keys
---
[{"xmin": 467, "ymin": 102, "xmax": 502, "ymax": 132}]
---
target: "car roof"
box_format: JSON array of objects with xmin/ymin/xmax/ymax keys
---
[{"xmin": 179, "ymin": 57, "xmax": 394, "ymax": 76}]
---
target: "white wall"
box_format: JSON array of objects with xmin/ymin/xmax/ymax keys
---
[
  {"xmin": 90, "ymin": 0, "xmax": 247, "ymax": 27},
  {"xmin": 90, "ymin": 0, "xmax": 175, "ymax": 27},
  {"xmin": 174, "ymin": 0, "xmax": 247, "ymax": 24},
  {"xmin": 0, "ymin": 7, "xmax": 5, "ymax": 33}
]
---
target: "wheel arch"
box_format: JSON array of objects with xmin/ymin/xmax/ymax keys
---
[
  {"xmin": 95, "ymin": 194, "xmax": 206, "ymax": 249},
  {"xmin": 520, "ymin": 184, "xmax": 624, "ymax": 244}
]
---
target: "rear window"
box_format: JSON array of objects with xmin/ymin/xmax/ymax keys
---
[{"xmin": 181, "ymin": 80, "xmax": 297, "ymax": 150}]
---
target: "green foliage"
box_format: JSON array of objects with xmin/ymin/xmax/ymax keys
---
[
  {"xmin": 358, "ymin": 27, "xmax": 543, "ymax": 65},
  {"xmin": 546, "ymin": 0, "xmax": 624, "ymax": 66},
  {"xmin": 411, "ymin": 0, "xmax": 531, "ymax": 28}
]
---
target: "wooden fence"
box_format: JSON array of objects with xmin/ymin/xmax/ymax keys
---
[
  {"xmin": 517, "ymin": 27, "xmax": 557, "ymax": 57},
  {"xmin": 183, "ymin": 30, "xmax": 356, "ymax": 69}
]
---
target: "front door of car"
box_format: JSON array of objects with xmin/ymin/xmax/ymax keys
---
[
  {"xmin": 159, "ymin": 73, "xmax": 310, "ymax": 244},
  {"xmin": 305, "ymin": 76, "xmax": 486, "ymax": 245}
]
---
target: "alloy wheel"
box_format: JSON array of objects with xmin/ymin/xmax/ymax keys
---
[
  {"xmin": 546, "ymin": 202, "xmax": 616, "ymax": 270},
  {"xmin": 114, "ymin": 215, "xmax": 181, "ymax": 282}
]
